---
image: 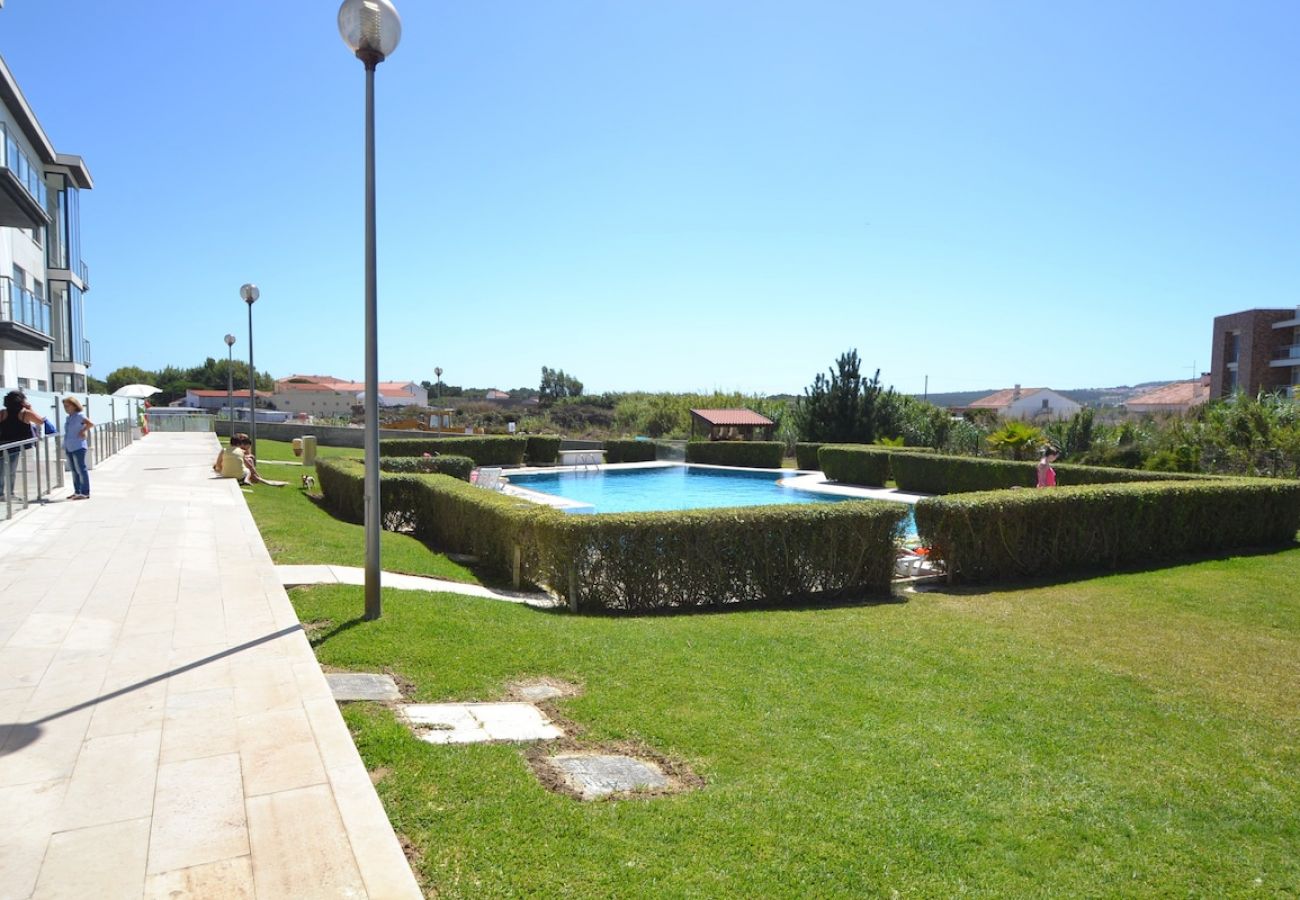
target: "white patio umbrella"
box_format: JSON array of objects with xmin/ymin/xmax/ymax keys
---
[{"xmin": 111, "ymin": 384, "xmax": 162, "ymax": 399}]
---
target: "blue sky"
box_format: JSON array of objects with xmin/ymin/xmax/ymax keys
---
[{"xmin": 3, "ymin": 1, "xmax": 1297, "ymax": 396}]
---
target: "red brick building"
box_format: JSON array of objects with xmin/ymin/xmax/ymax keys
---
[{"xmin": 1209, "ymin": 308, "xmax": 1300, "ymax": 400}]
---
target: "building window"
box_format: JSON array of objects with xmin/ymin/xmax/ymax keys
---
[{"xmin": 1226, "ymin": 331, "xmax": 1240, "ymax": 364}]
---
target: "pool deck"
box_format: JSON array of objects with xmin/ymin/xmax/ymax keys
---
[{"xmin": 0, "ymin": 433, "xmax": 421, "ymax": 899}]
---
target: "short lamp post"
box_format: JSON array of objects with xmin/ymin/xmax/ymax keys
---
[
  {"xmin": 224, "ymin": 334, "xmax": 236, "ymax": 424},
  {"xmin": 239, "ymin": 284, "xmax": 259, "ymax": 455},
  {"xmin": 339, "ymin": 0, "xmax": 401, "ymax": 621}
]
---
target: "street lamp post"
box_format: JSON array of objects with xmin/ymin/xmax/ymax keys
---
[
  {"xmin": 435, "ymin": 366, "xmax": 443, "ymax": 401},
  {"xmin": 224, "ymin": 334, "xmax": 236, "ymax": 424},
  {"xmin": 239, "ymin": 284, "xmax": 259, "ymax": 455},
  {"xmin": 339, "ymin": 0, "xmax": 401, "ymax": 621}
]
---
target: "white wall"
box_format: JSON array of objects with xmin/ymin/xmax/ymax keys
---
[{"xmin": 1007, "ymin": 391, "xmax": 1081, "ymax": 420}]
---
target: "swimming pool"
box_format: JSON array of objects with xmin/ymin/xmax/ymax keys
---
[{"xmin": 509, "ymin": 464, "xmax": 916, "ymax": 535}]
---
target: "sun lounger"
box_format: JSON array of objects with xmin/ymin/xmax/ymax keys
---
[{"xmin": 475, "ymin": 467, "xmax": 504, "ymax": 491}]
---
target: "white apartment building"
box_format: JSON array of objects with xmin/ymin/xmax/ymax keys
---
[{"xmin": 0, "ymin": 54, "xmax": 93, "ymax": 394}]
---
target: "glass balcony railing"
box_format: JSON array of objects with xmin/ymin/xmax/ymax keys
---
[
  {"xmin": 78, "ymin": 260, "xmax": 90, "ymax": 288},
  {"xmin": 82, "ymin": 338, "xmax": 92, "ymax": 366},
  {"xmin": 1, "ymin": 124, "xmax": 49, "ymax": 209},
  {"xmin": 0, "ymin": 277, "xmax": 52, "ymax": 336},
  {"xmin": 1272, "ymin": 345, "xmax": 1300, "ymax": 361}
]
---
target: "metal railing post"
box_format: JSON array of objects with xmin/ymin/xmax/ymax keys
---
[
  {"xmin": 20, "ymin": 445, "xmax": 30, "ymax": 509},
  {"xmin": 2, "ymin": 452, "xmax": 10, "ymax": 520}
]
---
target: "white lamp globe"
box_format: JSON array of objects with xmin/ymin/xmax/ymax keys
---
[{"xmin": 338, "ymin": 0, "xmax": 402, "ymax": 61}]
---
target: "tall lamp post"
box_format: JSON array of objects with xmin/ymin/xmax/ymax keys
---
[
  {"xmin": 224, "ymin": 334, "xmax": 236, "ymax": 424},
  {"xmin": 339, "ymin": 0, "xmax": 401, "ymax": 621},
  {"xmin": 435, "ymin": 366, "xmax": 443, "ymax": 401},
  {"xmin": 239, "ymin": 284, "xmax": 259, "ymax": 455}
]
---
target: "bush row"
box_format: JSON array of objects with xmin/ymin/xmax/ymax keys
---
[
  {"xmin": 890, "ymin": 451, "xmax": 1208, "ymax": 494},
  {"xmin": 317, "ymin": 458, "xmax": 908, "ymax": 611},
  {"xmin": 795, "ymin": 442, "xmax": 823, "ymax": 470},
  {"xmin": 684, "ymin": 441, "xmax": 784, "ymax": 469},
  {"xmin": 819, "ymin": 445, "xmax": 891, "ymax": 487},
  {"xmin": 378, "ymin": 455, "xmax": 474, "ymax": 480},
  {"xmin": 603, "ymin": 439, "xmax": 657, "ymax": 463},
  {"xmin": 915, "ymin": 479, "xmax": 1300, "ymax": 583},
  {"xmin": 524, "ymin": 435, "xmax": 561, "ymax": 465},
  {"xmin": 379, "ymin": 436, "xmax": 526, "ymax": 466}
]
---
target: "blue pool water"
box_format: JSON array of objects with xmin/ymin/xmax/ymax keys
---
[{"xmin": 510, "ymin": 465, "xmax": 916, "ymax": 533}]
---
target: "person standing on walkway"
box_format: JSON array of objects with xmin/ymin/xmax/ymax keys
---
[
  {"xmin": 62, "ymin": 396, "xmax": 94, "ymax": 500},
  {"xmin": 1, "ymin": 390, "xmax": 47, "ymax": 499}
]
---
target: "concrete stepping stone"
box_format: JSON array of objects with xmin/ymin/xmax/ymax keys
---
[
  {"xmin": 326, "ymin": 673, "xmax": 402, "ymax": 702},
  {"xmin": 548, "ymin": 754, "xmax": 668, "ymax": 800},
  {"xmin": 401, "ymin": 702, "xmax": 563, "ymax": 744},
  {"xmin": 513, "ymin": 682, "xmax": 567, "ymax": 703}
]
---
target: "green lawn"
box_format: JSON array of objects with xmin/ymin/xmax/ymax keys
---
[
  {"xmin": 241, "ymin": 440, "xmax": 480, "ymax": 584},
  {"xmin": 291, "ymin": 548, "xmax": 1300, "ymax": 898}
]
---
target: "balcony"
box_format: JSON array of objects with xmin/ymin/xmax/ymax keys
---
[
  {"xmin": 47, "ymin": 258, "xmax": 90, "ymax": 291},
  {"xmin": 0, "ymin": 124, "xmax": 51, "ymax": 230},
  {"xmin": 82, "ymin": 338, "xmax": 92, "ymax": 367},
  {"xmin": 1269, "ymin": 345, "xmax": 1300, "ymax": 368},
  {"xmin": 0, "ymin": 276, "xmax": 53, "ymax": 351}
]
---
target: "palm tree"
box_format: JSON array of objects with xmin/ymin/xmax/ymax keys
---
[{"xmin": 986, "ymin": 420, "xmax": 1046, "ymax": 460}]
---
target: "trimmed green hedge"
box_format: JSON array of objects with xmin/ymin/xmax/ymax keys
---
[
  {"xmin": 795, "ymin": 442, "xmax": 824, "ymax": 470},
  {"xmin": 604, "ymin": 439, "xmax": 656, "ymax": 463},
  {"xmin": 379, "ymin": 436, "xmax": 526, "ymax": 466},
  {"xmin": 890, "ymin": 451, "xmax": 1208, "ymax": 495},
  {"xmin": 378, "ymin": 455, "xmax": 474, "ymax": 480},
  {"xmin": 915, "ymin": 479, "xmax": 1300, "ymax": 583},
  {"xmin": 536, "ymin": 501, "xmax": 908, "ymax": 611},
  {"xmin": 525, "ymin": 435, "xmax": 561, "ymax": 465},
  {"xmin": 685, "ymin": 441, "xmax": 784, "ymax": 469},
  {"xmin": 819, "ymin": 445, "xmax": 891, "ymax": 487},
  {"xmin": 318, "ymin": 457, "xmax": 909, "ymax": 611}
]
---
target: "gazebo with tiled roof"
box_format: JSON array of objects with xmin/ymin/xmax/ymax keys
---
[{"xmin": 689, "ymin": 408, "xmax": 776, "ymax": 442}]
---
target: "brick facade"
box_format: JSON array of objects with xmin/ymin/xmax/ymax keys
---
[{"xmin": 1209, "ymin": 309, "xmax": 1294, "ymax": 399}]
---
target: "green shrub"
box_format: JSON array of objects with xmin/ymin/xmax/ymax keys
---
[
  {"xmin": 685, "ymin": 441, "xmax": 784, "ymax": 468},
  {"xmin": 915, "ymin": 479, "xmax": 1300, "ymax": 583},
  {"xmin": 604, "ymin": 439, "xmax": 656, "ymax": 463},
  {"xmin": 818, "ymin": 445, "xmax": 891, "ymax": 487},
  {"xmin": 890, "ymin": 451, "xmax": 1208, "ymax": 495},
  {"xmin": 525, "ymin": 435, "xmax": 561, "ymax": 465},
  {"xmin": 316, "ymin": 458, "xmax": 365, "ymax": 523},
  {"xmin": 1077, "ymin": 444, "xmax": 1147, "ymax": 469},
  {"xmin": 320, "ymin": 456, "xmax": 909, "ymax": 611},
  {"xmin": 535, "ymin": 500, "xmax": 909, "ymax": 611},
  {"xmin": 379, "ymin": 436, "xmax": 526, "ymax": 466},
  {"xmin": 795, "ymin": 442, "xmax": 823, "ymax": 470},
  {"xmin": 317, "ymin": 458, "xmax": 554, "ymax": 574},
  {"xmin": 379, "ymin": 455, "xmax": 474, "ymax": 480}
]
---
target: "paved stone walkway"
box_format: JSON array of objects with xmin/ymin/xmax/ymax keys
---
[{"xmin": 0, "ymin": 433, "xmax": 421, "ymax": 899}]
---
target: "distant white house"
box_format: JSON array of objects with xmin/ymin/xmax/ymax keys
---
[
  {"xmin": 957, "ymin": 385, "xmax": 1082, "ymax": 421},
  {"xmin": 272, "ymin": 375, "xmax": 429, "ymax": 417},
  {"xmin": 178, "ymin": 389, "xmax": 271, "ymax": 411}
]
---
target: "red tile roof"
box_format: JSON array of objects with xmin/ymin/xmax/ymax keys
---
[
  {"xmin": 965, "ymin": 387, "xmax": 1048, "ymax": 409},
  {"xmin": 690, "ymin": 408, "xmax": 775, "ymax": 427},
  {"xmin": 1127, "ymin": 379, "xmax": 1210, "ymax": 408}
]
